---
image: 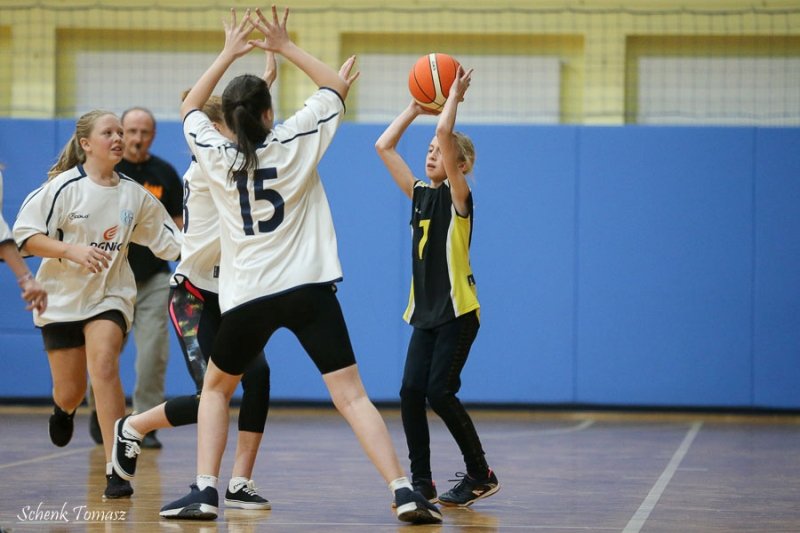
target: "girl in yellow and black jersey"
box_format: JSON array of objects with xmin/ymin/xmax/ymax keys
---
[{"xmin": 376, "ymin": 65, "xmax": 500, "ymax": 508}]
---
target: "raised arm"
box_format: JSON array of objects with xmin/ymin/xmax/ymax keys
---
[
  {"xmin": 436, "ymin": 66, "xmax": 473, "ymax": 216},
  {"xmin": 375, "ymin": 101, "xmax": 428, "ymax": 199},
  {"xmin": 250, "ymin": 6, "xmax": 349, "ymax": 98},
  {"xmin": 263, "ymin": 50, "xmax": 277, "ymax": 88},
  {"xmin": 180, "ymin": 8, "xmax": 256, "ymax": 120}
]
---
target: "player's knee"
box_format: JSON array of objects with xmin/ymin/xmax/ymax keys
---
[
  {"xmin": 400, "ymin": 383, "xmax": 426, "ymax": 403},
  {"xmin": 53, "ymin": 381, "xmax": 86, "ymax": 410},
  {"xmin": 427, "ymin": 389, "xmax": 458, "ymax": 415}
]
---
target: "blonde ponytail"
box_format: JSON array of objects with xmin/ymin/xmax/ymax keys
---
[
  {"xmin": 47, "ymin": 133, "xmax": 84, "ymax": 180},
  {"xmin": 453, "ymin": 131, "xmax": 476, "ymax": 176}
]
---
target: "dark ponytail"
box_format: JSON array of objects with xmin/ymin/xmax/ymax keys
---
[{"xmin": 222, "ymin": 74, "xmax": 272, "ymax": 177}]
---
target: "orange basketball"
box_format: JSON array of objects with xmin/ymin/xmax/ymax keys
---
[{"xmin": 408, "ymin": 53, "xmax": 461, "ymax": 113}]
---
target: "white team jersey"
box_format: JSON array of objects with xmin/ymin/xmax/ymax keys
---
[
  {"xmin": 13, "ymin": 166, "xmax": 182, "ymax": 328},
  {"xmin": 173, "ymin": 159, "xmax": 221, "ymax": 293},
  {"xmin": 0, "ymin": 172, "xmax": 12, "ymax": 243},
  {"xmin": 183, "ymin": 88, "xmax": 345, "ymax": 313}
]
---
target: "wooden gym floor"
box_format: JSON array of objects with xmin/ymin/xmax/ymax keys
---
[{"xmin": 0, "ymin": 406, "xmax": 799, "ymax": 532}]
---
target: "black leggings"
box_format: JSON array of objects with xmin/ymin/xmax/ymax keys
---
[
  {"xmin": 166, "ymin": 278, "xmax": 270, "ymax": 433},
  {"xmin": 400, "ymin": 311, "xmax": 488, "ymax": 480},
  {"xmin": 211, "ymin": 284, "xmax": 356, "ymax": 377}
]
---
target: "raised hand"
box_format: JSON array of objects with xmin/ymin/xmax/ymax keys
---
[
  {"xmin": 221, "ymin": 8, "xmax": 256, "ymax": 60},
  {"xmin": 249, "ymin": 6, "xmax": 291, "ymax": 53},
  {"xmin": 263, "ymin": 51, "xmax": 278, "ymax": 88},
  {"xmin": 449, "ymin": 66, "xmax": 474, "ymax": 102},
  {"xmin": 338, "ymin": 55, "xmax": 360, "ymax": 88}
]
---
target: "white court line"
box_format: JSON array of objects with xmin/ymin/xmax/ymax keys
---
[
  {"xmin": 622, "ymin": 421, "xmax": 703, "ymax": 533},
  {"xmin": 0, "ymin": 446, "xmax": 95, "ymax": 470},
  {"xmin": 480, "ymin": 420, "xmax": 595, "ymax": 440}
]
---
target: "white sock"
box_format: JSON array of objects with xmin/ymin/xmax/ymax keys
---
[
  {"xmin": 388, "ymin": 476, "xmax": 413, "ymax": 494},
  {"xmin": 229, "ymin": 476, "xmax": 249, "ymax": 492},
  {"xmin": 106, "ymin": 462, "xmax": 113, "ymax": 476},
  {"xmin": 122, "ymin": 418, "xmax": 144, "ymax": 441},
  {"xmin": 196, "ymin": 474, "xmax": 218, "ymax": 491}
]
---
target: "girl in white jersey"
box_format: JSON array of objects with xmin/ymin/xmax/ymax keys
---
[
  {"xmin": 160, "ymin": 7, "xmax": 441, "ymax": 525},
  {"xmin": 0, "ymin": 170, "xmax": 47, "ymax": 313},
  {"xmin": 13, "ymin": 110, "xmax": 181, "ymax": 500},
  {"xmin": 375, "ymin": 68, "xmax": 500, "ymax": 507},
  {"xmin": 112, "ymin": 53, "xmax": 277, "ymax": 512}
]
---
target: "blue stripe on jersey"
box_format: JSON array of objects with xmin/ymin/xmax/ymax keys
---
[
  {"xmin": 18, "ymin": 186, "xmax": 45, "ymax": 212},
  {"xmin": 275, "ymin": 111, "xmax": 340, "ymax": 145},
  {"xmin": 188, "ymin": 131, "xmax": 237, "ymax": 151},
  {"xmin": 183, "ymin": 108, "xmax": 201, "ymax": 123},
  {"xmin": 44, "ymin": 167, "xmax": 88, "ymax": 230},
  {"xmin": 318, "ymin": 87, "xmax": 346, "ymax": 111}
]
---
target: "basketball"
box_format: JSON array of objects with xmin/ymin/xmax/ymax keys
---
[{"xmin": 408, "ymin": 53, "xmax": 461, "ymax": 113}]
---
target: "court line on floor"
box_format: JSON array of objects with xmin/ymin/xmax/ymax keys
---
[
  {"xmin": 0, "ymin": 446, "xmax": 95, "ymax": 471},
  {"xmin": 480, "ymin": 419, "xmax": 595, "ymax": 440},
  {"xmin": 621, "ymin": 421, "xmax": 703, "ymax": 533}
]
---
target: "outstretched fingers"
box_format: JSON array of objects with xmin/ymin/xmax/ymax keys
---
[
  {"xmin": 338, "ymin": 55, "xmax": 361, "ymax": 86},
  {"xmin": 248, "ymin": 5, "xmax": 290, "ymax": 52},
  {"xmin": 451, "ymin": 66, "xmax": 474, "ymax": 101},
  {"xmin": 221, "ymin": 7, "xmax": 256, "ymax": 58}
]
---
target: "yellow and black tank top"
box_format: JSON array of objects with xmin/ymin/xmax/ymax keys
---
[{"xmin": 404, "ymin": 179, "xmax": 480, "ymax": 328}]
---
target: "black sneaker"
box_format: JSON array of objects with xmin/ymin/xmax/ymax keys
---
[
  {"xmin": 48, "ymin": 405, "xmax": 75, "ymax": 447},
  {"xmin": 89, "ymin": 409, "xmax": 103, "ymax": 444},
  {"xmin": 437, "ymin": 470, "xmax": 500, "ymax": 507},
  {"xmin": 103, "ymin": 471, "xmax": 134, "ymax": 500},
  {"xmin": 224, "ymin": 479, "xmax": 271, "ymax": 510},
  {"xmin": 112, "ymin": 415, "xmax": 141, "ymax": 480},
  {"xmin": 160, "ymin": 484, "xmax": 218, "ymax": 520},
  {"xmin": 392, "ymin": 478, "xmax": 437, "ymax": 508},
  {"xmin": 394, "ymin": 487, "xmax": 442, "ymax": 524},
  {"xmin": 141, "ymin": 431, "xmax": 162, "ymax": 449},
  {"xmin": 413, "ymin": 478, "xmax": 438, "ymax": 503}
]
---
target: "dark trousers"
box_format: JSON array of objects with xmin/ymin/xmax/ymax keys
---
[
  {"xmin": 400, "ymin": 311, "xmax": 488, "ymax": 481},
  {"xmin": 167, "ymin": 279, "xmax": 270, "ymax": 433}
]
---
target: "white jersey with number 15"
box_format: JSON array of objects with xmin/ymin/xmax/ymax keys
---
[{"xmin": 183, "ymin": 88, "xmax": 345, "ymax": 314}]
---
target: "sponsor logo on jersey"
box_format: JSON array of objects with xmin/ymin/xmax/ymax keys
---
[
  {"xmin": 120, "ymin": 210, "xmax": 134, "ymax": 226},
  {"xmin": 91, "ymin": 225, "xmax": 124, "ymax": 252},
  {"xmin": 68, "ymin": 212, "xmax": 89, "ymax": 220},
  {"xmin": 103, "ymin": 226, "xmax": 118, "ymax": 240}
]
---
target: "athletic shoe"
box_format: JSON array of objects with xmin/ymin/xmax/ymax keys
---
[
  {"xmin": 103, "ymin": 471, "xmax": 134, "ymax": 500},
  {"xmin": 413, "ymin": 478, "xmax": 438, "ymax": 503},
  {"xmin": 48, "ymin": 405, "xmax": 75, "ymax": 447},
  {"xmin": 224, "ymin": 479, "xmax": 271, "ymax": 510},
  {"xmin": 437, "ymin": 470, "xmax": 500, "ymax": 507},
  {"xmin": 112, "ymin": 415, "xmax": 141, "ymax": 480},
  {"xmin": 394, "ymin": 487, "xmax": 442, "ymax": 524},
  {"xmin": 392, "ymin": 478, "xmax": 437, "ymax": 508},
  {"xmin": 141, "ymin": 430, "xmax": 163, "ymax": 449},
  {"xmin": 160, "ymin": 484, "xmax": 218, "ymax": 520},
  {"xmin": 88, "ymin": 409, "xmax": 103, "ymax": 444}
]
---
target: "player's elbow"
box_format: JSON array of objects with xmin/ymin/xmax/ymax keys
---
[
  {"xmin": 374, "ymin": 139, "xmax": 389, "ymax": 155},
  {"xmin": 435, "ymin": 125, "xmax": 452, "ymax": 141}
]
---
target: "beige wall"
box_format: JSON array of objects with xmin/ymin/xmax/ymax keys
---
[{"xmin": 1, "ymin": 0, "xmax": 799, "ymax": 122}]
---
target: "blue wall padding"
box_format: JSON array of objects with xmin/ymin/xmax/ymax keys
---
[{"xmin": 1, "ymin": 119, "xmax": 798, "ymax": 408}]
